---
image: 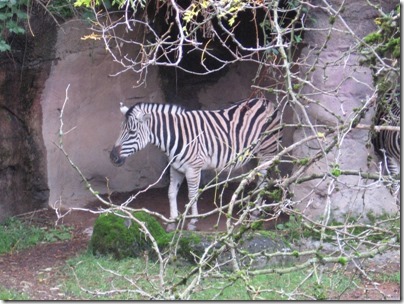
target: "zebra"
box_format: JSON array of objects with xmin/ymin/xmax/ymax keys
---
[
  {"xmin": 372, "ymin": 89, "xmax": 400, "ymax": 205},
  {"xmin": 110, "ymin": 98, "xmax": 283, "ymax": 230}
]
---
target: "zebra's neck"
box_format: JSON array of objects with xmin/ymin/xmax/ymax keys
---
[{"xmin": 140, "ymin": 103, "xmax": 186, "ymax": 155}]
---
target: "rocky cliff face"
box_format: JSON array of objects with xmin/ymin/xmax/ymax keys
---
[
  {"xmin": 291, "ymin": 0, "xmax": 399, "ymax": 221},
  {"xmin": 0, "ymin": 6, "xmax": 56, "ymax": 221},
  {"xmin": 0, "ymin": 0, "xmax": 398, "ymax": 222},
  {"xmin": 40, "ymin": 19, "xmax": 171, "ymax": 209}
]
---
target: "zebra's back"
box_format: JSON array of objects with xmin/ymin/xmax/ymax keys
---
[{"xmin": 148, "ymin": 98, "xmax": 283, "ymax": 172}]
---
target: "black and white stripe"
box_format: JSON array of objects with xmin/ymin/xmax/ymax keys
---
[
  {"xmin": 111, "ymin": 98, "xmax": 283, "ymax": 227},
  {"xmin": 372, "ymin": 91, "xmax": 400, "ymax": 204}
]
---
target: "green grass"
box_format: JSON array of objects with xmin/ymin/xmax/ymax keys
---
[
  {"xmin": 59, "ymin": 252, "xmax": 358, "ymax": 300},
  {"xmin": 0, "ymin": 215, "xmax": 398, "ymax": 300},
  {"xmin": 375, "ymin": 271, "xmax": 400, "ymax": 284},
  {"xmin": 0, "ymin": 217, "xmax": 72, "ymax": 254},
  {"xmin": 0, "ymin": 217, "xmax": 72, "ymax": 300},
  {"xmin": 0, "ymin": 286, "xmax": 29, "ymax": 300}
]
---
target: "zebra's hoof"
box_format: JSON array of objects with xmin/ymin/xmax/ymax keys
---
[
  {"xmin": 166, "ymin": 223, "xmax": 177, "ymax": 232},
  {"xmin": 187, "ymin": 219, "xmax": 198, "ymax": 231}
]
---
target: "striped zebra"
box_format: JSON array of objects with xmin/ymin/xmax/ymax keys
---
[
  {"xmin": 110, "ymin": 98, "xmax": 283, "ymax": 229},
  {"xmin": 372, "ymin": 90, "xmax": 400, "ymax": 205}
]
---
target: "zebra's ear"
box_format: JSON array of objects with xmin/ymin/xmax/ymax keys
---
[{"xmin": 120, "ymin": 102, "xmax": 129, "ymax": 115}]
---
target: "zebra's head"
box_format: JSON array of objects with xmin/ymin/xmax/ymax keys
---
[{"xmin": 110, "ymin": 103, "xmax": 152, "ymax": 167}]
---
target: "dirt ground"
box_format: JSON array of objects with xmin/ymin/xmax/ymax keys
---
[{"xmin": 0, "ymin": 186, "xmax": 401, "ymax": 300}]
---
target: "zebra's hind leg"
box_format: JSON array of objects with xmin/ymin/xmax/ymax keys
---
[
  {"xmin": 167, "ymin": 167, "xmax": 185, "ymax": 231},
  {"xmin": 185, "ymin": 168, "xmax": 202, "ymax": 231},
  {"xmin": 386, "ymin": 156, "xmax": 401, "ymax": 207},
  {"xmin": 250, "ymin": 169, "xmax": 268, "ymax": 219}
]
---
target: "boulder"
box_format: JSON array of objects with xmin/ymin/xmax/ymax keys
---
[
  {"xmin": 176, "ymin": 231, "xmax": 292, "ymax": 270},
  {"xmin": 89, "ymin": 211, "xmax": 170, "ymax": 259}
]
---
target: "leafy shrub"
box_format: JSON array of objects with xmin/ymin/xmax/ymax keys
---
[
  {"xmin": 89, "ymin": 211, "xmax": 170, "ymax": 260},
  {"xmin": 0, "ymin": 0, "xmax": 27, "ymax": 52}
]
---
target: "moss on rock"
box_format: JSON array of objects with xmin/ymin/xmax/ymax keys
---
[
  {"xmin": 174, "ymin": 231, "xmax": 212, "ymax": 262},
  {"xmin": 89, "ymin": 211, "xmax": 170, "ymax": 260}
]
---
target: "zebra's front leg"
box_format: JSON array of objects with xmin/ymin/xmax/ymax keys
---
[
  {"xmin": 167, "ymin": 167, "xmax": 185, "ymax": 231},
  {"xmin": 185, "ymin": 169, "xmax": 202, "ymax": 231}
]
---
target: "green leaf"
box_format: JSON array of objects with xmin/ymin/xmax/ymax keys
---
[
  {"xmin": 294, "ymin": 34, "xmax": 302, "ymax": 43},
  {"xmin": 0, "ymin": 12, "xmax": 13, "ymax": 21},
  {"xmin": 228, "ymin": 15, "xmax": 236, "ymax": 27},
  {"xmin": 331, "ymin": 164, "xmax": 341, "ymax": 177},
  {"xmin": 74, "ymin": 0, "xmax": 100, "ymax": 7},
  {"xmin": 276, "ymin": 223, "xmax": 285, "ymax": 230},
  {"xmin": 15, "ymin": 10, "xmax": 27, "ymax": 20},
  {"xmin": 6, "ymin": 20, "xmax": 25, "ymax": 34},
  {"xmin": 0, "ymin": 40, "xmax": 11, "ymax": 52}
]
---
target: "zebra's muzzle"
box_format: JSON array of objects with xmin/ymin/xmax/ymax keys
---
[{"xmin": 110, "ymin": 145, "xmax": 126, "ymax": 167}]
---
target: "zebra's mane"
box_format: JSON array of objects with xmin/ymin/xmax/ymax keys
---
[
  {"xmin": 127, "ymin": 102, "xmax": 186, "ymax": 117},
  {"xmin": 128, "ymin": 98, "xmax": 262, "ymax": 116}
]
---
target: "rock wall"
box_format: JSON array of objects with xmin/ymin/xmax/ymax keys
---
[
  {"xmin": 0, "ymin": 6, "xmax": 56, "ymax": 221},
  {"xmin": 1, "ymin": 1, "xmax": 397, "ymax": 221},
  {"xmin": 291, "ymin": 0, "xmax": 398, "ymax": 221},
  {"xmin": 41, "ymin": 20, "xmax": 168, "ymax": 208}
]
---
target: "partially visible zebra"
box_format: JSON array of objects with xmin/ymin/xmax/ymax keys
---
[
  {"xmin": 110, "ymin": 98, "xmax": 283, "ymax": 229},
  {"xmin": 372, "ymin": 89, "xmax": 400, "ymax": 205}
]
